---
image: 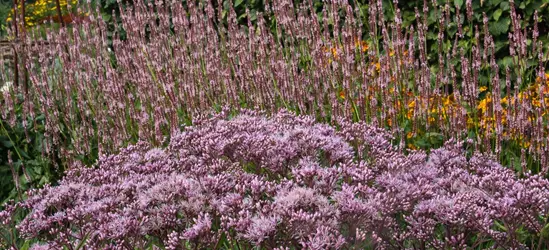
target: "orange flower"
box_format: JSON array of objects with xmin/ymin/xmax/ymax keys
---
[
  {"xmin": 535, "ymin": 73, "xmax": 549, "ymax": 84},
  {"xmin": 532, "ymin": 97, "xmax": 541, "ymax": 108},
  {"xmin": 355, "ymin": 40, "xmax": 369, "ymax": 53},
  {"xmin": 331, "ymin": 47, "xmax": 338, "ymax": 58},
  {"xmin": 323, "ymin": 45, "xmax": 339, "ymax": 59},
  {"xmin": 406, "ymin": 132, "xmax": 414, "ymax": 139}
]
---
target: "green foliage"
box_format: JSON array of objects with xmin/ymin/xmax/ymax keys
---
[
  {"xmin": 0, "ymin": 98, "xmax": 61, "ymax": 205},
  {"xmin": 387, "ymin": 0, "xmax": 549, "ymax": 79},
  {"xmin": 0, "ymin": 0, "xmax": 12, "ymax": 37},
  {"xmin": 0, "ymin": 96, "xmax": 63, "ymax": 247}
]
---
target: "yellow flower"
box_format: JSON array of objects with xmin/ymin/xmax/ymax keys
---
[
  {"xmin": 408, "ymin": 100, "xmax": 416, "ymax": 109},
  {"xmin": 467, "ymin": 117, "xmax": 474, "ymax": 128},
  {"xmin": 442, "ymin": 96, "xmax": 452, "ymax": 107},
  {"xmin": 479, "ymin": 86, "xmax": 488, "ymax": 92},
  {"xmin": 477, "ymin": 94, "xmax": 491, "ymax": 114},
  {"xmin": 373, "ymin": 62, "xmax": 380, "ymax": 72},
  {"xmin": 406, "ymin": 100, "xmax": 416, "ymax": 119},
  {"xmin": 501, "ymin": 96, "xmax": 508, "ymax": 106}
]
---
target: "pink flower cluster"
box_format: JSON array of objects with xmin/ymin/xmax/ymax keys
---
[{"xmin": 11, "ymin": 110, "xmax": 549, "ymax": 249}]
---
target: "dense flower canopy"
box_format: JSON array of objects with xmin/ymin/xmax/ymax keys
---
[{"xmin": 6, "ymin": 109, "xmax": 549, "ymax": 249}]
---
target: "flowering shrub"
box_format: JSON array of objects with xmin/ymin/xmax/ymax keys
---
[{"xmin": 4, "ymin": 110, "xmax": 548, "ymax": 249}]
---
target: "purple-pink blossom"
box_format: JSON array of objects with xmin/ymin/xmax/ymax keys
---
[{"xmin": 3, "ymin": 110, "xmax": 547, "ymax": 249}]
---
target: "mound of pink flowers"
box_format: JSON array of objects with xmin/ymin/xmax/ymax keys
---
[{"xmin": 7, "ymin": 110, "xmax": 549, "ymax": 249}]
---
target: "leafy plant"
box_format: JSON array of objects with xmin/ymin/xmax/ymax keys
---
[{"xmin": 0, "ymin": 98, "xmax": 60, "ymax": 205}]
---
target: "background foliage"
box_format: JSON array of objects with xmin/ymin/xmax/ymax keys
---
[{"xmin": 0, "ymin": 0, "xmax": 12, "ymax": 37}]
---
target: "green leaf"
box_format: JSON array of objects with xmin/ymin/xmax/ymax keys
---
[
  {"xmin": 35, "ymin": 114, "xmax": 45, "ymax": 122},
  {"xmin": 454, "ymin": 0, "xmax": 463, "ymax": 8},
  {"xmin": 426, "ymin": 132, "xmax": 444, "ymax": 145},
  {"xmin": 104, "ymin": 0, "xmax": 117, "ymax": 8},
  {"xmin": 494, "ymin": 40, "xmax": 509, "ymax": 53},
  {"xmin": 525, "ymin": 1, "xmax": 543, "ymax": 16},
  {"xmin": 14, "ymin": 146, "xmax": 30, "ymax": 159},
  {"xmin": 249, "ymin": 10, "xmax": 257, "ymax": 21},
  {"xmin": 495, "ymin": 220, "xmax": 507, "ymax": 231},
  {"xmin": 101, "ymin": 13, "xmax": 111, "ymax": 22},
  {"xmin": 39, "ymin": 176, "xmax": 50, "ymax": 186},
  {"xmin": 493, "ymin": 9, "xmax": 503, "ymax": 21},
  {"xmin": 20, "ymin": 241, "xmax": 30, "ymax": 250},
  {"xmin": 540, "ymin": 223, "xmax": 549, "ymax": 240},
  {"xmin": 33, "ymin": 165, "xmax": 43, "ymax": 175},
  {"xmin": 447, "ymin": 22, "xmax": 458, "ymax": 37},
  {"xmin": 499, "ymin": 56, "xmax": 514, "ymax": 68},
  {"xmin": 489, "ymin": 17, "xmax": 510, "ymax": 36},
  {"xmin": 234, "ymin": 0, "xmax": 244, "ymax": 8},
  {"xmin": 500, "ymin": 1, "xmax": 510, "ymax": 10},
  {"xmin": 75, "ymin": 232, "xmax": 90, "ymax": 250},
  {"xmin": 414, "ymin": 138, "xmax": 429, "ymax": 149},
  {"xmin": 0, "ymin": 137, "xmax": 13, "ymax": 148},
  {"xmin": 488, "ymin": 0, "xmax": 505, "ymax": 7},
  {"xmin": 238, "ymin": 12, "xmax": 247, "ymax": 21}
]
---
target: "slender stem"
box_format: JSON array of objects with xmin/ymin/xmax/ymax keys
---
[
  {"xmin": 0, "ymin": 120, "xmax": 24, "ymax": 162},
  {"xmin": 56, "ymin": 0, "xmax": 66, "ymax": 27},
  {"xmin": 536, "ymin": 215, "xmax": 549, "ymax": 250},
  {"xmin": 11, "ymin": 0, "xmax": 19, "ymax": 88}
]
